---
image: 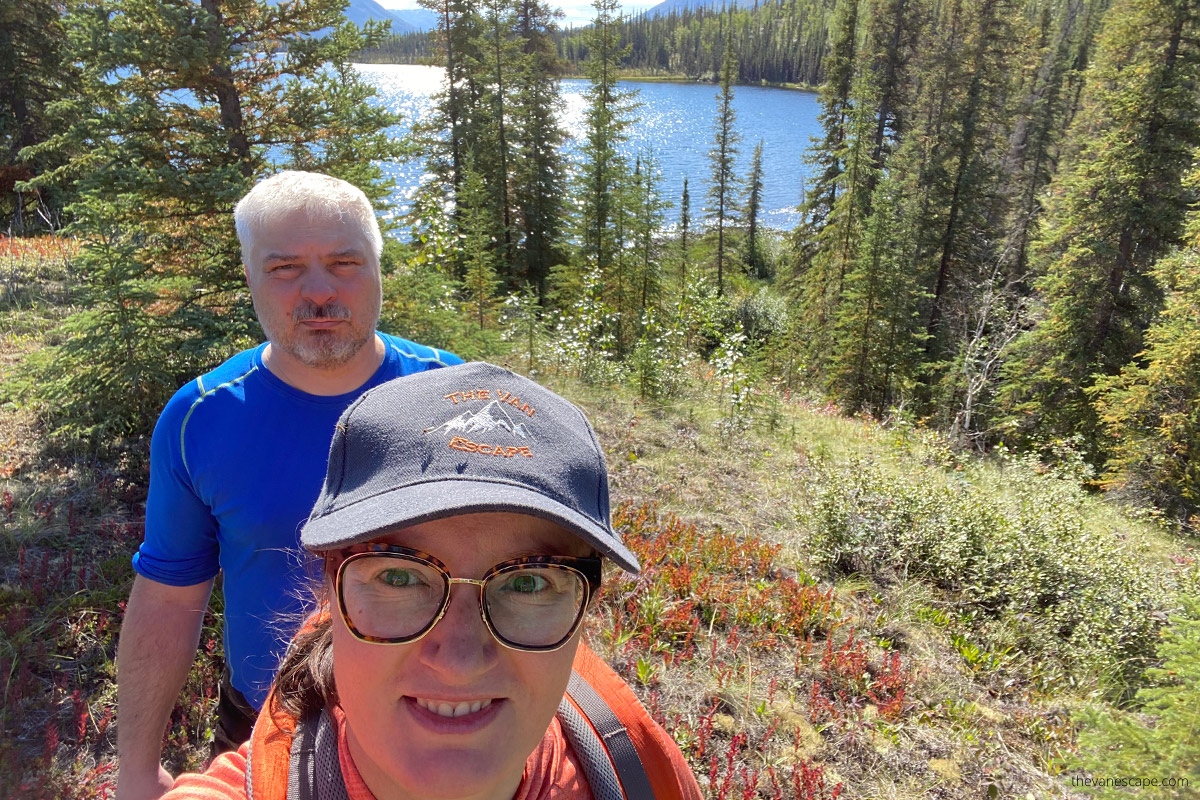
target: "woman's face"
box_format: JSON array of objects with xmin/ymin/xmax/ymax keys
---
[{"xmin": 331, "ymin": 512, "xmax": 591, "ymax": 800}]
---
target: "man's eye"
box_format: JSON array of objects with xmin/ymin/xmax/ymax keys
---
[
  {"xmin": 270, "ymin": 263, "xmax": 300, "ymax": 273},
  {"xmin": 505, "ymin": 573, "xmax": 549, "ymax": 594}
]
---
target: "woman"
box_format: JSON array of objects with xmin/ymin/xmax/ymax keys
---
[{"xmin": 163, "ymin": 362, "xmax": 702, "ymax": 800}]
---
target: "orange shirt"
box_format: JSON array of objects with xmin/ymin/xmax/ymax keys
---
[{"xmin": 166, "ymin": 710, "xmax": 592, "ymax": 800}]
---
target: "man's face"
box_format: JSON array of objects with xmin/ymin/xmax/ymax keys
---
[
  {"xmin": 331, "ymin": 512, "xmax": 589, "ymax": 800},
  {"xmin": 244, "ymin": 209, "xmax": 382, "ymax": 371}
]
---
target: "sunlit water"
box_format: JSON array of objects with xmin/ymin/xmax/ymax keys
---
[{"xmin": 356, "ymin": 63, "xmax": 821, "ymax": 231}]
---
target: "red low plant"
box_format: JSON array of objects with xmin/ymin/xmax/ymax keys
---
[{"xmin": 0, "ymin": 235, "xmax": 80, "ymax": 262}]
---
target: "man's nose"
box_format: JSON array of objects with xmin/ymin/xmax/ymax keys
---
[{"xmin": 299, "ymin": 266, "xmax": 337, "ymax": 306}]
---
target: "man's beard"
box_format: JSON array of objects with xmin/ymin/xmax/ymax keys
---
[{"xmin": 260, "ymin": 299, "xmax": 375, "ymax": 370}]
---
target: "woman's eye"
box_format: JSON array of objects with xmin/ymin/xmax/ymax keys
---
[
  {"xmin": 505, "ymin": 573, "xmax": 549, "ymax": 594},
  {"xmin": 377, "ymin": 568, "xmax": 418, "ymax": 588}
]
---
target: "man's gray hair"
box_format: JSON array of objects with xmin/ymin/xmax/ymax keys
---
[{"xmin": 234, "ymin": 171, "xmax": 384, "ymax": 265}]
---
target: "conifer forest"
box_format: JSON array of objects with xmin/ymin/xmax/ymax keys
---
[{"xmin": 2, "ymin": 0, "xmax": 1200, "ymax": 794}]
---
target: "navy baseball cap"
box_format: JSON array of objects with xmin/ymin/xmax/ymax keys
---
[{"xmin": 301, "ymin": 362, "xmax": 640, "ymax": 573}]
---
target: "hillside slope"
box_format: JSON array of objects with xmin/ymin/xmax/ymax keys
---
[{"xmin": 2, "ymin": 240, "xmax": 1197, "ymax": 797}]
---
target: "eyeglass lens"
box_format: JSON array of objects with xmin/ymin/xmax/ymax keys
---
[{"xmin": 339, "ymin": 554, "xmax": 588, "ymax": 648}]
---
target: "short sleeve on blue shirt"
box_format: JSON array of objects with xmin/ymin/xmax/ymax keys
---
[{"xmin": 134, "ymin": 377, "xmax": 227, "ymax": 586}]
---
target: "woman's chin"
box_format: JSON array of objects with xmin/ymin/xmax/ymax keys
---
[{"xmin": 348, "ymin": 721, "xmax": 524, "ymax": 800}]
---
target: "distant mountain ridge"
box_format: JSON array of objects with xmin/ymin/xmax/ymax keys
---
[
  {"xmin": 642, "ymin": 0, "xmax": 749, "ymax": 15},
  {"xmin": 388, "ymin": 6, "xmax": 439, "ymax": 30},
  {"xmin": 344, "ymin": 0, "xmax": 438, "ymax": 32}
]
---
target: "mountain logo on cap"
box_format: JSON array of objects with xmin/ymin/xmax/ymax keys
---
[{"xmin": 428, "ymin": 400, "xmax": 535, "ymax": 441}]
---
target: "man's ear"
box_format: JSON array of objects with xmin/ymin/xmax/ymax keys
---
[{"xmin": 243, "ymin": 263, "xmax": 251, "ymax": 284}]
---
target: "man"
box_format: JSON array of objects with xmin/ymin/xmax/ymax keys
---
[{"xmin": 116, "ymin": 171, "xmax": 461, "ymax": 800}]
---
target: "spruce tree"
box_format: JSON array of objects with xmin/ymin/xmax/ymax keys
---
[
  {"xmin": 419, "ymin": 0, "xmax": 475, "ymax": 195},
  {"xmin": 677, "ymin": 175, "xmax": 693, "ymax": 308},
  {"xmin": 860, "ymin": 0, "xmax": 922, "ymax": 188},
  {"xmin": 741, "ymin": 138, "xmax": 766, "ymax": 278},
  {"xmin": 707, "ymin": 20, "xmax": 740, "ymax": 296},
  {"xmin": 21, "ymin": 0, "xmax": 401, "ymax": 449},
  {"xmin": 827, "ymin": 171, "xmax": 926, "ymax": 414},
  {"xmin": 997, "ymin": 0, "xmax": 1104, "ymax": 279},
  {"xmin": 477, "ymin": 0, "xmax": 520, "ymax": 276},
  {"xmin": 999, "ymin": 0, "xmax": 1200, "ymax": 456},
  {"xmin": 917, "ymin": 0, "xmax": 1019, "ymax": 371},
  {"xmin": 572, "ymin": 0, "xmax": 640, "ymax": 302},
  {"xmin": 631, "ymin": 150, "xmax": 669, "ymax": 322},
  {"xmin": 509, "ymin": 0, "xmax": 568, "ymax": 301},
  {"xmin": 1076, "ymin": 598, "xmax": 1200, "ymax": 791},
  {"xmin": 460, "ymin": 165, "xmax": 503, "ymax": 331},
  {"xmin": 796, "ymin": 0, "xmax": 858, "ymax": 235},
  {"xmin": 1, "ymin": 0, "xmax": 81, "ymax": 229},
  {"xmin": 794, "ymin": 73, "xmax": 878, "ymax": 380},
  {"xmin": 1092, "ymin": 162, "xmax": 1200, "ymax": 522}
]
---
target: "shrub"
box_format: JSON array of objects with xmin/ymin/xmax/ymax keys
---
[
  {"xmin": 543, "ymin": 265, "xmax": 626, "ymax": 384},
  {"xmin": 629, "ymin": 308, "xmax": 692, "ymax": 401},
  {"xmin": 802, "ymin": 453, "xmax": 1171, "ymax": 695},
  {"xmin": 678, "ymin": 277, "xmax": 737, "ymax": 358},
  {"xmin": 380, "ymin": 249, "xmax": 502, "ymax": 360},
  {"xmin": 735, "ymin": 286, "xmax": 790, "ymax": 348}
]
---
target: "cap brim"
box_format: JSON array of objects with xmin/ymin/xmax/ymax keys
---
[{"xmin": 301, "ymin": 477, "xmax": 641, "ymax": 573}]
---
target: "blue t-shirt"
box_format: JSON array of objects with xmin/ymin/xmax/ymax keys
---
[{"xmin": 133, "ymin": 333, "xmax": 462, "ymax": 708}]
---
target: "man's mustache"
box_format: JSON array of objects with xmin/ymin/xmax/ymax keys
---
[{"xmin": 293, "ymin": 302, "xmax": 352, "ymax": 322}]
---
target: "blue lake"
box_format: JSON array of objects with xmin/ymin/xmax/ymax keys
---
[{"xmin": 356, "ymin": 64, "xmax": 822, "ymax": 231}]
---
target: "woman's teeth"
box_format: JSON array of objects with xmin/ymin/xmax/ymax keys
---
[{"xmin": 414, "ymin": 697, "xmax": 493, "ymax": 718}]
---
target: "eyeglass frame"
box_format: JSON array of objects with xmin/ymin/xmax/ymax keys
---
[{"xmin": 327, "ymin": 543, "xmax": 604, "ymax": 652}]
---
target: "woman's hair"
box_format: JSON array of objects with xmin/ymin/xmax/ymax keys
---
[{"xmin": 271, "ymin": 586, "xmax": 338, "ymax": 720}]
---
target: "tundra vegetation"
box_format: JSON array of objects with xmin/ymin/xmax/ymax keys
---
[{"xmin": 2, "ymin": 0, "xmax": 1199, "ymax": 795}]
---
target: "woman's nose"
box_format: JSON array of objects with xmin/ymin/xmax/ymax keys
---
[{"xmin": 415, "ymin": 583, "xmax": 499, "ymax": 680}]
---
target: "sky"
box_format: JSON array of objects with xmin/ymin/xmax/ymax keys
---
[{"xmin": 376, "ymin": 0, "xmax": 655, "ymax": 28}]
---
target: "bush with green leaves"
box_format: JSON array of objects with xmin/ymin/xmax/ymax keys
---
[
  {"xmin": 801, "ymin": 451, "xmax": 1173, "ymax": 694},
  {"xmin": 629, "ymin": 308, "xmax": 692, "ymax": 401},
  {"xmin": 676, "ymin": 276, "xmax": 737, "ymax": 357},
  {"xmin": 544, "ymin": 265, "xmax": 626, "ymax": 384},
  {"xmin": 711, "ymin": 328, "xmax": 756, "ymax": 437},
  {"xmin": 379, "ymin": 256, "xmax": 501, "ymax": 362},
  {"xmin": 734, "ymin": 285, "xmax": 790, "ymax": 347}
]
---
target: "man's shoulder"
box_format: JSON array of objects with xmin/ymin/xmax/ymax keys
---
[
  {"xmin": 378, "ymin": 334, "xmax": 464, "ymax": 374},
  {"xmin": 158, "ymin": 347, "xmax": 263, "ymax": 426}
]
